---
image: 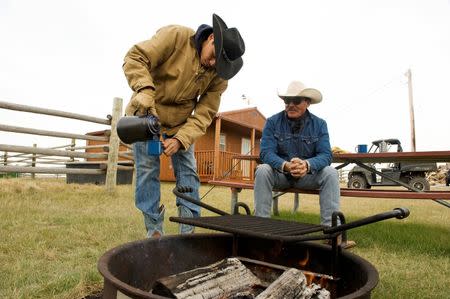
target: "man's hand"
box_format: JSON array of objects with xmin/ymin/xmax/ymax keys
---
[
  {"xmin": 134, "ymin": 88, "xmax": 158, "ymax": 117},
  {"xmin": 289, "ymin": 157, "xmax": 308, "ymax": 178},
  {"xmin": 162, "ymin": 138, "xmax": 182, "ymax": 156}
]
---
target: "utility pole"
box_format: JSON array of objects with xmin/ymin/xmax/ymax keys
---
[{"xmin": 405, "ymin": 69, "xmax": 416, "ymax": 151}]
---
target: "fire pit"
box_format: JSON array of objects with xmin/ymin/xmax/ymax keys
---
[
  {"xmin": 98, "ymin": 187, "xmax": 409, "ymax": 299},
  {"xmin": 98, "ymin": 234, "xmax": 378, "ymax": 299}
]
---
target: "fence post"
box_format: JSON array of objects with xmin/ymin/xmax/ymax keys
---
[
  {"xmin": 131, "ymin": 159, "xmax": 136, "ymax": 191},
  {"xmin": 106, "ymin": 97, "xmax": 123, "ymax": 193},
  {"xmin": 31, "ymin": 143, "xmax": 37, "ymax": 179},
  {"xmin": 3, "ymin": 151, "xmax": 7, "ymax": 166},
  {"xmin": 70, "ymin": 138, "xmax": 76, "ymax": 162}
]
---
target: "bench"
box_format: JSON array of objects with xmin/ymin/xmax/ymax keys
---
[
  {"xmin": 208, "ymin": 179, "xmax": 304, "ymax": 215},
  {"xmin": 217, "ymin": 151, "xmax": 450, "ymax": 211},
  {"xmin": 208, "ymin": 179, "xmax": 450, "ymax": 214}
]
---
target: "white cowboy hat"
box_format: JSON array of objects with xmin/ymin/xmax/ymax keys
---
[{"xmin": 278, "ymin": 81, "xmax": 323, "ymax": 104}]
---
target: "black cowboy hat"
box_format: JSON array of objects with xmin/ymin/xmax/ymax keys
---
[{"xmin": 212, "ymin": 13, "xmax": 245, "ymax": 80}]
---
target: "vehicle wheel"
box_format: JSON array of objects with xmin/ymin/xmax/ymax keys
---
[
  {"xmin": 408, "ymin": 176, "xmax": 430, "ymax": 191},
  {"xmin": 348, "ymin": 175, "xmax": 368, "ymax": 189}
]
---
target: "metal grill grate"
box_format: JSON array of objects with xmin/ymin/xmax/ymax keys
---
[{"xmin": 170, "ymin": 215, "xmax": 328, "ymax": 242}]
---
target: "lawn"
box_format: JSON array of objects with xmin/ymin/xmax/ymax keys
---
[{"xmin": 0, "ymin": 178, "xmax": 449, "ymax": 298}]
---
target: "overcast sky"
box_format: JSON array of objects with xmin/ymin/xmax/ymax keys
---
[{"xmin": 1, "ymin": 0, "xmax": 449, "ymax": 153}]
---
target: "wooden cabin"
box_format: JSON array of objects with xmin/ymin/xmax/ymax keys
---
[
  {"xmin": 85, "ymin": 107, "xmax": 266, "ymax": 183},
  {"xmin": 161, "ymin": 107, "xmax": 266, "ymax": 182}
]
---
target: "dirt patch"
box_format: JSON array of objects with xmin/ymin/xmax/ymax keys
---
[{"xmin": 81, "ymin": 291, "xmax": 103, "ymax": 299}]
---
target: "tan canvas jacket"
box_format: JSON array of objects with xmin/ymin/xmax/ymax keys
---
[{"xmin": 123, "ymin": 25, "xmax": 228, "ymax": 150}]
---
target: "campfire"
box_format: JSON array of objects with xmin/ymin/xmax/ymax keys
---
[
  {"xmin": 97, "ymin": 187, "xmax": 410, "ymax": 299},
  {"xmin": 151, "ymin": 257, "xmax": 331, "ymax": 299},
  {"xmin": 98, "ymin": 234, "xmax": 382, "ymax": 299}
]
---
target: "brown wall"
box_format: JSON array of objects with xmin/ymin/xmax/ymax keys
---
[
  {"xmin": 221, "ymin": 125, "xmax": 246, "ymax": 153},
  {"xmin": 160, "ymin": 154, "xmax": 174, "ymax": 181},
  {"xmin": 192, "ymin": 121, "xmax": 260, "ymax": 154},
  {"xmin": 221, "ymin": 109, "xmax": 266, "ymax": 131},
  {"xmin": 194, "ymin": 127, "xmax": 215, "ymax": 151},
  {"xmin": 159, "ymin": 123, "xmax": 259, "ymax": 181},
  {"xmin": 85, "ymin": 131, "xmax": 132, "ymax": 163},
  {"xmin": 85, "ymin": 108, "xmax": 265, "ymax": 181},
  {"xmin": 160, "ymin": 123, "xmax": 245, "ymax": 181}
]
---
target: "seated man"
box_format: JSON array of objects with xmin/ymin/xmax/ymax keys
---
[{"xmin": 253, "ymin": 80, "xmax": 355, "ymax": 248}]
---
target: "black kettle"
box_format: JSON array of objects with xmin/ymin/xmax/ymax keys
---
[{"xmin": 116, "ymin": 115, "xmax": 160, "ymax": 144}]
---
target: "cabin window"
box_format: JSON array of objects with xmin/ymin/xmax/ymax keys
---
[{"xmin": 219, "ymin": 134, "xmax": 226, "ymax": 151}]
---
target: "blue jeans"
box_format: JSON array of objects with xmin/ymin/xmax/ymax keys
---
[
  {"xmin": 254, "ymin": 164, "xmax": 340, "ymax": 226},
  {"xmin": 133, "ymin": 141, "xmax": 200, "ymax": 236}
]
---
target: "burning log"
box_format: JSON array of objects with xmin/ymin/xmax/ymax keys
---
[
  {"xmin": 151, "ymin": 257, "xmax": 263, "ymax": 299},
  {"xmin": 255, "ymin": 268, "xmax": 330, "ymax": 299},
  {"xmin": 255, "ymin": 268, "xmax": 306, "ymax": 299},
  {"xmin": 301, "ymin": 283, "xmax": 331, "ymax": 299},
  {"xmin": 152, "ymin": 257, "xmax": 331, "ymax": 299}
]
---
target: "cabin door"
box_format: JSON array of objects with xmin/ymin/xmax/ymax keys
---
[{"xmin": 241, "ymin": 138, "xmax": 251, "ymax": 178}]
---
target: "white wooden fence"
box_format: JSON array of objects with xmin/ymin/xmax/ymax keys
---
[{"xmin": 0, "ymin": 98, "xmax": 130, "ymax": 192}]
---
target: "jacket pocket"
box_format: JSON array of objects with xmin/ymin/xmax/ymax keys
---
[
  {"xmin": 161, "ymin": 100, "xmax": 196, "ymax": 128},
  {"xmin": 301, "ymin": 136, "xmax": 319, "ymax": 157},
  {"xmin": 274, "ymin": 133, "xmax": 292, "ymax": 156}
]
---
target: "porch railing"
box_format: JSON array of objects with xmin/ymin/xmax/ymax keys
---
[{"xmin": 195, "ymin": 150, "xmax": 251, "ymax": 182}]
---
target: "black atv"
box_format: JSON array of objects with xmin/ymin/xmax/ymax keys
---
[{"xmin": 347, "ymin": 139, "xmax": 437, "ymax": 191}]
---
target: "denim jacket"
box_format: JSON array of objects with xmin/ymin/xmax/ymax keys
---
[{"xmin": 260, "ymin": 110, "xmax": 332, "ymax": 174}]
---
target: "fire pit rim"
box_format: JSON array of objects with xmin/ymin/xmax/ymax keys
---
[
  {"xmin": 98, "ymin": 233, "xmax": 379, "ymax": 299},
  {"xmin": 98, "ymin": 237, "xmax": 152, "ymax": 298},
  {"xmin": 98, "ymin": 233, "xmax": 233, "ymax": 298}
]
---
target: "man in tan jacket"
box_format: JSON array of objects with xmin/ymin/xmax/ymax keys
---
[{"xmin": 123, "ymin": 14, "xmax": 245, "ymax": 237}]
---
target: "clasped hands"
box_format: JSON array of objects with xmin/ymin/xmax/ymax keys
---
[{"xmin": 284, "ymin": 157, "xmax": 308, "ymax": 178}]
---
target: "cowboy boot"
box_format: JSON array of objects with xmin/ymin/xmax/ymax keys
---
[
  {"xmin": 325, "ymin": 234, "xmax": 356, "ymax": 249},
  {"xmin": 144, "ymin": 205, "xmax": 165, "ymax": 238},
  {"xmin": 177, "ymin": 205, "xmax": 195, "ymax": 234}
]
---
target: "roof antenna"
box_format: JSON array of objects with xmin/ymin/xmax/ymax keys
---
[{"xmin": 241, "ymin": 94, "xmax": 251, "ymax": 105}]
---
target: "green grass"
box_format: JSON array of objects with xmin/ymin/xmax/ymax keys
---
[
  {"xmin": 0, "ymin": 172, "xmax": 19, "ymax": 178},
  {"xmin": 0, "ymin": 178, "xmax": 449, "ymax": 298}
]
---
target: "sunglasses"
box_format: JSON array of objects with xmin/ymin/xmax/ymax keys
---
[{"xmin": 283, "ymin": 97, "xmax": 310, "ymax": 105}]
